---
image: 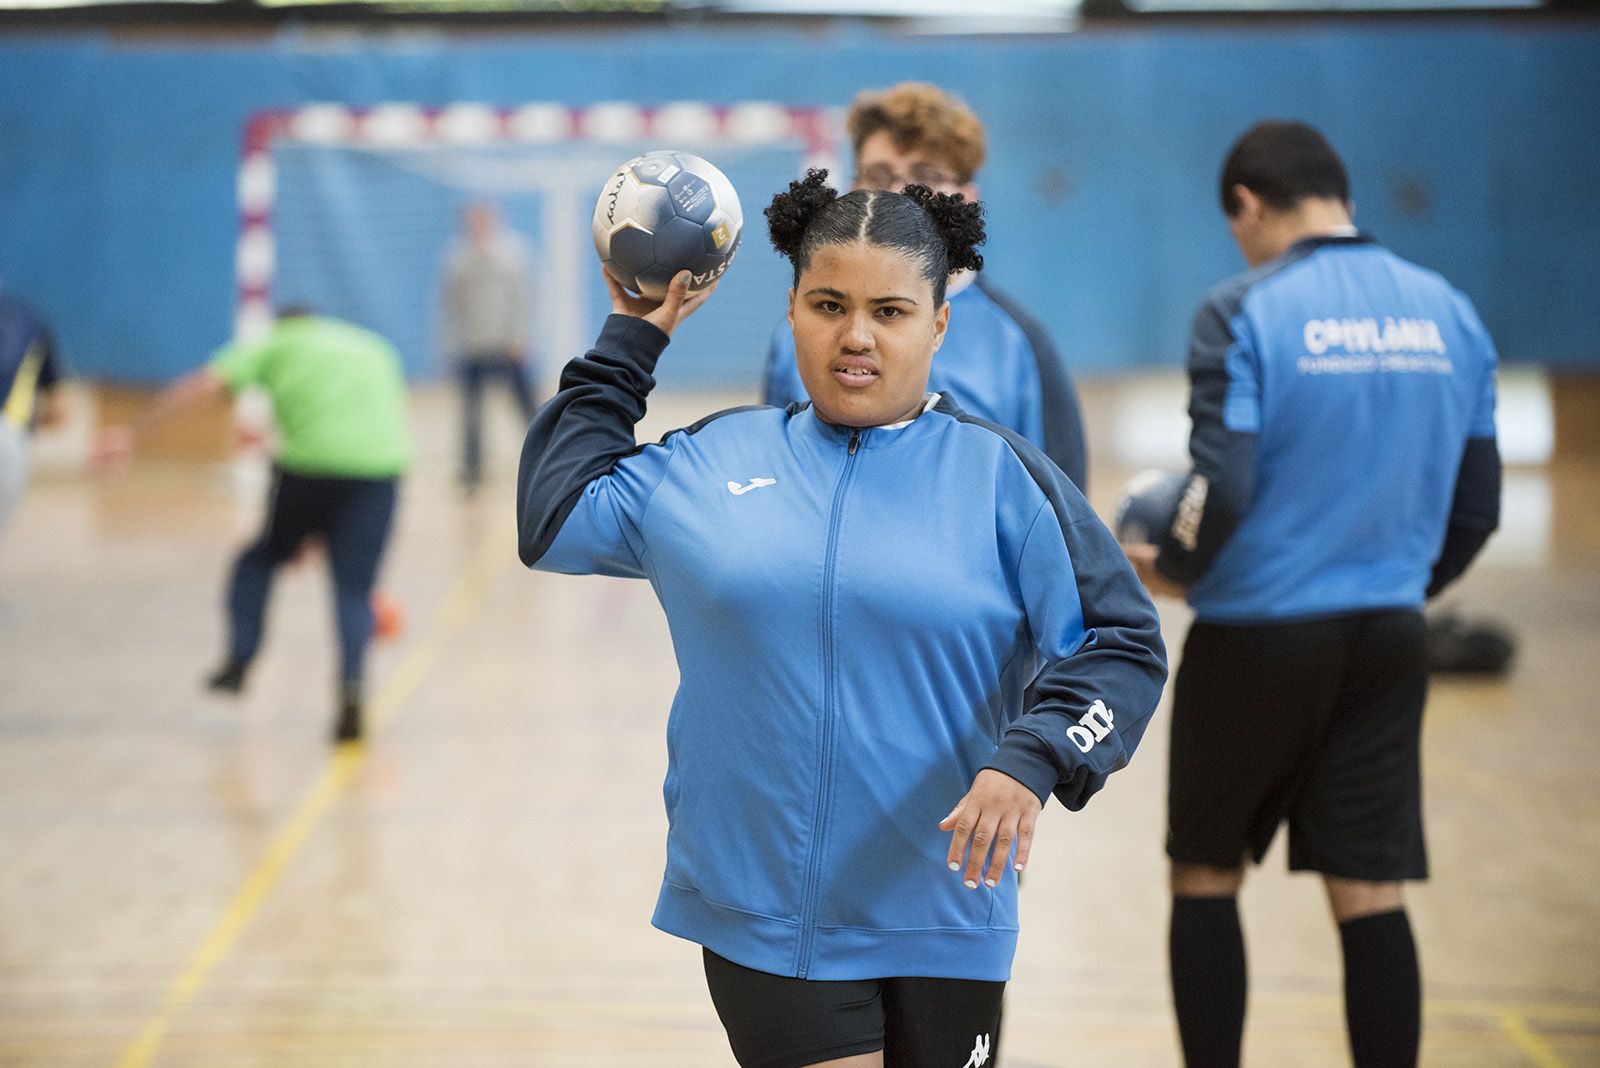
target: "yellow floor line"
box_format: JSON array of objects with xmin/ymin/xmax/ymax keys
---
[
  {"xmin": 1501, "ymin": 1012, "xmax": 1571, "ymax": 1068},
  {"xmin": 1430, "ymin": 998, "xmax": 1600, "ymax": 1026},
  {"xmin": 113, "ymin": 525, "xmax": 515, "ymax": 1068}
]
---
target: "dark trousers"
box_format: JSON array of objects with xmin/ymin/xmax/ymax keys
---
[
  {"xmin": 226, "ymin": 466, "xmax": 398, "ymax": 685},
  {"xmin": 458, "ymin": 353, "xmax": 537, "ymax": 484}
]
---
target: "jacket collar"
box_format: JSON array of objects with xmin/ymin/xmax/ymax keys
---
[
  {"xmin": 792, "ymin": 393, "xmax": 949, "ymax": 450},
  {"xmin": 1289, "ymin": 230, "xmax": 1375, "ymax": 255}
]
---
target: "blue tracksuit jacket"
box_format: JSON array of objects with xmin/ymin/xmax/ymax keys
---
[
  {"xmin": 761, "ymin": 277, "xmax": 1089, "ymax": 491},
  {"xmin": 519, "ymin": 315, "xmax": 1166, "ymax": 982},
  {"xmin": 1156, "ymin": 235, "xmax": 1501, "ymax": 622}
]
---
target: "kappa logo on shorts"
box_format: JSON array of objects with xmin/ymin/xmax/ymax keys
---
[
  {"xmin": 727, "ymin": 477, "xmax": 777, "ymax": 496},
  {"xmin": 1066, "ymin": 700, "xmax": 1116, "ymax": 754},
  {"xmin": 962, "ymin": 1032, "xmax": 991, "ymax": 1067}
]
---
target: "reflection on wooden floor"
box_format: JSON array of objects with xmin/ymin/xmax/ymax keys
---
[{"xmin": 1, "ymin": 385, "xmax": 1596, "ymax": 1067}]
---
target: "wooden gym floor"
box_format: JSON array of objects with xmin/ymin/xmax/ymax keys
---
[{"xmin": 0, "ymin": 382, "xmax": 1595, "ymax": 1067}]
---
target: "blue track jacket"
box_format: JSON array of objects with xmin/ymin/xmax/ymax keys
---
[
  {"xmin": 1156, "ymin": 235, "xmax": 1501, "ymax": 623},
  {"xmin": 519, "ymin": 315, "xmax": 1166, "ymax": 982}
]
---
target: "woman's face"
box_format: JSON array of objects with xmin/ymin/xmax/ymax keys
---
[{"xmin": 788, "ymin": 241, "xmax": 949, "ymax": 429}]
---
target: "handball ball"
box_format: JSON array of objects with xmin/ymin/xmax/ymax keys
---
[
  {"xmin": 592, "ymin": 150, "xmax": 743, "ymax": 300},
  {"xmin": 1113, "ymin": 469, "xmax": 1189, "ymax": 546}
]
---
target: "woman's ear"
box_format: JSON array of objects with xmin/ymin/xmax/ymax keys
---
[{"xmin": 931, "ymin": 300, "xmax": 951, "ymax": 354}]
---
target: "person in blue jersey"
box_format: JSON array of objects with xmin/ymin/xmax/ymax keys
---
[
  {"xmin": 0, "ymin": 291, "xmax": 65, "ymax": 542},
  {"xmin": 1124, "ymin": 122, "xmax": 1501, "ymax": 1068},
  {"xmin": 519, "ymin": 171, "xmax": 1167, "ymax": 1068},
  {"xmin": 760, "ymin": 82, "xmax": 1088, "ymax": 490}
]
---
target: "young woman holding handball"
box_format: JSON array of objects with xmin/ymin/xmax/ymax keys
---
[{"xmin": 517, "ymin": 170, "xmax": 1167, "ymax": 1068}]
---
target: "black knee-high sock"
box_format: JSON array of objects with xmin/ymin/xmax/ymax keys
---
[
  {"xmin": 1339, "ymin": 909, "xmax": 1420, "ymax": 1068},
  {"xmin": 1170, "ymin": 896, "xmax": 1247, "ymax": 1068}
]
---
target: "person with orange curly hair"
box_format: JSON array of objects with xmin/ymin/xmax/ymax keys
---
[{"xmin": 762, "ymin": 82, "xmax": 1087, "ymax": 491}]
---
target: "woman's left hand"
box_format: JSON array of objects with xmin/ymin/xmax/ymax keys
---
[{"xmin": 940, "ymin": 769, "xmax": 1043, "ymax": 889}]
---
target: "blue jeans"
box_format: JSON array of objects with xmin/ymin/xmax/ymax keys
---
[
  {"xmin": 226, "ymin": 466, "xmax": 398, "ymax": 685},
  {"xmin": 459, "ymin": 353, "xmax": 538, "ymax": 484}
]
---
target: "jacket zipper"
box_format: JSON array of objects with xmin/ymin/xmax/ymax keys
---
[{"xmin": 797, "ymin": 427, "xmax": 862, "ymax": 977}]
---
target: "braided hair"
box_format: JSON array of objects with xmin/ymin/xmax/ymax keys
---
[{"xmin": 764, "ymin": 169, "xmax": 985, "ymax": 306}]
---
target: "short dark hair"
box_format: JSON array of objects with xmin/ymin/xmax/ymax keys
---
[
  {"xmin": 1220, "ymin": 121, "xmax": 1350, "ymax": 217},
  {"xmin": 765, "ymin": 170, "xmax": 985, "ymax": 306}
]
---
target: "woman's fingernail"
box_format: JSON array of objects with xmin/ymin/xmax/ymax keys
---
[
  {"xmin": 985, "ymin": 878, "xmax": 997, "ymax": 888},
  {"xmin": 949, "ymin": 862, "xmax": 960, "ymax": 871},
  {"xmin": 964, "ymin": 879, "xmax": 978, "ymax": 889},
  {"xmin": 1014, "ymin": 863, "xmax": 1025, "ymax": 872}
]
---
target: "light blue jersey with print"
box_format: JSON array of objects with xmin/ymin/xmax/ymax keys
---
[{"xmin": 1178, "ymin": 236, "xmax": 1498, "ymax": 623}]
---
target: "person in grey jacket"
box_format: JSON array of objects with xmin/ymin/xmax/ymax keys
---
[{"xmin": 440, "ymin": 201, "xmax": 536, "ymax": 490}]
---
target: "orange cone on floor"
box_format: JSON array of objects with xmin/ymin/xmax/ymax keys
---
[{"xmin": 371, "ymin": 589, "xmax": 405, "ymax": 642}]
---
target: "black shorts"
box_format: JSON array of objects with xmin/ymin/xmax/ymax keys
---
[
  {"xmin": 702, "ymin": 949, "xmax": 1005, "ymax": 1068},
  {"xmin": 1166, "ymin": 609, "xmax": 1429, "ymax": 882}
]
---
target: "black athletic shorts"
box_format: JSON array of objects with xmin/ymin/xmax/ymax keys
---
[
  {"xmin": 702, "ymin": 948, "xmax": 1005, "ymax": 1068},
  {"xmin": 1166, "ymin": 609, "xmax": 1429, "ymax": 881}
]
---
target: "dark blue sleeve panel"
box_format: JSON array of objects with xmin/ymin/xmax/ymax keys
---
[
  {"xmin": 517, "ymin": 314, "xmax": 669, "ymax": 568},
  {"xmin": 760, "ymin": 319, "xmax": 802, "ymax": 408},
  {"xmin": 0, "ymin": 298, "xmax": 58, "ymax": 392},
  {"xmin": 980, "ymin": 435, "xmax": 1169, "ymax": 811},
  {"xmin": 978, "ymin": 281, "xmax": 1088, "ymax": 492},
  {"xmin": 1156, "ymin": 294, "xmax": 1259, "ymax": 587},
  {"xmin": 1427, "ymin": 435, "xmax": 1501, "ymax": 598},
  {"xmin": 758, "ymin": 320, "xmax": 782, "ymax": 406}
]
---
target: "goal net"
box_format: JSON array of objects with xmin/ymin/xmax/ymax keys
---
[{"xmin": 236, "ymin": 103, "xmax": 840, "ymax": 391}]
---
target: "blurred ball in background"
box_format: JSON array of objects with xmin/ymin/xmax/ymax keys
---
[{"xmin": 1114, "ymin": 468, "xmax": 1188, "ymax": 546}]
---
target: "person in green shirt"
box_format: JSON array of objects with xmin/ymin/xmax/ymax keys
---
[{"xmin": 95, "ymin": 308, "xmax": 410, "ymax": 742}]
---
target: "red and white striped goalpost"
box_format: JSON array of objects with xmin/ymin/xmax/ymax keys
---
[{"xmin": 234, "ymin": 101, "xmax": 842, "ymax": 344}]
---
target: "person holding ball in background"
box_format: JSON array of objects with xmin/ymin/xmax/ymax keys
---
[
  {"xmin": 518, "ymin": 170, "xmax": 1166, "ymax": 1067},
  {"xmin": 1125, "ymin": 122, "xmax": 1501, "ymax": 1068}
]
